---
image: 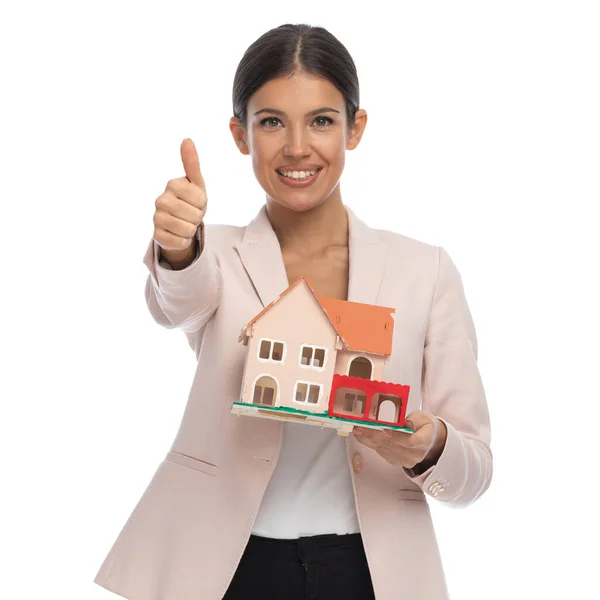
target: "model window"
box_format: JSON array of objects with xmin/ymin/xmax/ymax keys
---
[
  {"xmin": 299, "ymin": 345, "xmax": 327, "ymax": 369},
  {"xmin": 348, "ymin": 356, "xmax": 372, "ymax": 379},
  {"xmin": 253, "ymin": 376, "xmax": 277, "ymax": 406},
  {"xmin": 258, "ymin": 339, "xmax": 285, "ymax": 362},
  {"xmin": 294, "ymin": 381, "xmax": 321, "ymax": 404},
  {"xmin": 343, "ymin": 393, "xmax": 367, "ymax": 415}
]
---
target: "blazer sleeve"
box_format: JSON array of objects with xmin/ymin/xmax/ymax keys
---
[
  {"xmin": 404, "ymin": 246, "xmax": 493, "ymax": 508},
  {"xmin": 142, "ymin": 224, "xmax": 222, "ymax": 333}
]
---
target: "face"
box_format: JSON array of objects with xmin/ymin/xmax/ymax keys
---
[{"xmin": 230, "ymin": 71, "xmax": 367, "ymax": 213}]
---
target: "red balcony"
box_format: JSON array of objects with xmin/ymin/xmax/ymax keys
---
[{"xmin": 327, "ymin": 374, "xmax": 410, "ymax": 427}]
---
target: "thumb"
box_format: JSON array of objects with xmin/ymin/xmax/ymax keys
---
[
  {"xmin": 404, "ymin": 410, "xmax": 434, "ymax": 432},
  {"xmin": 180, "ymin": 138, "xmax": 205, "ymax": 188}
]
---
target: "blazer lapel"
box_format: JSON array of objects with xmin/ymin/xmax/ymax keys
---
[
  {"xmin": 234, "ymin": 205, "xmax": 290, "ymax": 308},
  {"xmin": 235, "ymin": 204, "xmax": 388, "ymax": 309},
  {"xmin": 346, "ymin": 207, "xmax": 389, "ymax": 306}
]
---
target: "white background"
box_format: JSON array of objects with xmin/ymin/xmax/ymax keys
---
[{"xmin": 1, "ymin": 1, "xmax": 598, "ymax": 598}]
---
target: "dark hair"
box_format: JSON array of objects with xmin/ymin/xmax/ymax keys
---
[{"xmin": 232, "ymin": 23, "xmax": 360, "ymax": 129}]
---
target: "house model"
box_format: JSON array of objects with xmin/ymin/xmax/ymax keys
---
[{"xmin": 231, "ymin": 278, "xmax": 413, "ymax": 436}]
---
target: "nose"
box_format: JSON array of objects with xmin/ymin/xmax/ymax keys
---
[{"xmin": 283, "ymin": 125, "xmax": 310, "ymax": 157}]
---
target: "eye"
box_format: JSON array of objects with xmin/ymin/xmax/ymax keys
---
[
  {"xmin": 259, "ymin": 116, "xmax": 335, "ymax": 128},
  {"xmin": 314, "ymin": 116, "xmax": 334, "ymax": 128},
  {"xmin": 260, "ymin": 117, "xmax": 281, "ymax": 128}
]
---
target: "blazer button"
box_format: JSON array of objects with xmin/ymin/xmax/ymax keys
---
[
  {"xmin": 428, "ymin": 481, "xmax": 445, "ymax": 496},
  {"xmin": 352, "ymin": 453, "xmax": 363, "ymax": 473}
]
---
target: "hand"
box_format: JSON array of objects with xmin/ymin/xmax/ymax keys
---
[
  {"xmin": 153, "ymin": 138, "xmax": 208, "ymax": 252},
  {"xmin": 353, "ymin": 411, "xmax": 448, "ymax": 469}
]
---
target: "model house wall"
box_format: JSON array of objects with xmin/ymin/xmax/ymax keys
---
[
  {"xmin": 240, "ymin": 281, "xmax": 338, "ymax": 414},
  {"xmin": 332, "ymin": 350, "xmax": 385, "ymax": 382}
]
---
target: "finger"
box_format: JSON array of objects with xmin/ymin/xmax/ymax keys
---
[
  {"xmin": 180, "ymin": 138, "xmax": 205, "ymax": 189},
  {"xmin": 376, "ymin": 446, "xmax": 421, "ymax": 469},
  {"xmin": 154, "ymin": 228, "xmax": 195, "ymax": 252},
  {"xmin": 375, "ymin": 446, "xmax": 401, "ymax": 466},
  {"xmin": 380, "ymin": 427, "xmax": 430, "ymax": 452},
  {"xmin": 154, "ymin": 211, "xmax": 198, "ymax": 239},
  {"xmin": 405, "ymin": 410, "xmax": 435, "ymax": 432},
  {"xmin": 355, "ymin": 427, "xmax": 397, "ymax": 445},
  {"xmin": 353, "ymin": 434, "xmax": 381, "ymax": 451},
  {"xmin": 165, "ymin": 179, "xmax": 207, "ymax": 212},
  {"xmin": 156, "ymin": 194, "xmax": 204, "ymax": 226}
]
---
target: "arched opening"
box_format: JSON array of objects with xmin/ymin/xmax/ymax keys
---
[
  {"xmin": 348, "ymin": 357, "xmax": 372, "ymax": 379},
  {"xmin": 252, "ymin": 376, "xmax": 278, "ymax": 407},
  {"xmin": 377, "ymin": 399, "xmax": 398, "ymax": 423},
  {"xmin": 371, "ymin": 394, "xmax": 402, "ymax": 424}
]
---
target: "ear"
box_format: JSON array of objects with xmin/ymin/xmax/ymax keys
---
[
  {"xmin": 230, "ymin": 117, "xmax": 250, "ymax": 155},
  {"xmin": 346, "ymin": 108, "xmax": 368, "ymax": 151}
]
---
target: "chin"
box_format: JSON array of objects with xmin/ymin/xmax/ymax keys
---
[
  {"xmin": 262, "ymin": 176, "xmax": 341, "ymax": 215},
  {"xmin": 267, "ymin": 195, "xmax": 327, "ymax": 213}
]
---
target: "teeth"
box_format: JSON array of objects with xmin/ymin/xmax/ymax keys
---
[{"xmin": 279, "ymin": 169, "xmax": 318, "ymax": 180}]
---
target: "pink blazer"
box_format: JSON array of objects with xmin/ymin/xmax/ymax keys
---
[{"xmin": 94, "ymin": 205, "xmax": 493, "ymax": 600}]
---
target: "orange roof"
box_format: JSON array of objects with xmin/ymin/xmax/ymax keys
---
[
  {"xmin": 240, "ymin": 277, "xmax": 395, "ymax": 356},
  {"xmin": 318, "ymin": 296, "xmax": 394, "ymax": 356}
]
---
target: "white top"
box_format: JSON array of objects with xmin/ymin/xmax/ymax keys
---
[{"xmin": 251, "ymin": 421, "xmax": 361, "ymax": 539}]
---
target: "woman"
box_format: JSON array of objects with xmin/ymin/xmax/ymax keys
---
[{"xmin": 94, "ymin": 23, "xmax": 493, "ymax": 600}]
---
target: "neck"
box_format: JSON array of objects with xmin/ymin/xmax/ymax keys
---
[{"xmin": 265, "ymin": 193, "xmax": 348, "ymax": 256}]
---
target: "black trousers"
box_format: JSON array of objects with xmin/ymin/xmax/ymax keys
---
[{"xmin": 223, "ymin": 532, "xmax": 376, "ymax": 600}]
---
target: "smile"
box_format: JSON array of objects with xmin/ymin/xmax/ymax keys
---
[{"xmin": 276, "ymin": 168, "xmax": 322, "ymax": 188}]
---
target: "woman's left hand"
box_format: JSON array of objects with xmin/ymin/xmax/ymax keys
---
[{"xmin": 353, "ymin": 411, "xmax": 448, "ymax": 469}]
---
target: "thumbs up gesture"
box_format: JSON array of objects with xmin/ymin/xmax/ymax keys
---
[{"xmin": 153, "ymin": 138, "xmax": 207, "ymax": 253}]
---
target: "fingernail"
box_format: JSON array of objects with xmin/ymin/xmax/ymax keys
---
[{"xmin": 353, "ymin": 428, "xmax": 363, "ymax": 435}]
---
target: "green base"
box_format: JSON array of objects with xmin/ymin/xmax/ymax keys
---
[{"xmin": 231, "ymin": 402, "xmax": 414, "ymax": 433}]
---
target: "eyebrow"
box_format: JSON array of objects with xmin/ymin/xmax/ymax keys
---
[{"xmin": 253, "ymin": 107, "xmax": 341, "ymax": 118}]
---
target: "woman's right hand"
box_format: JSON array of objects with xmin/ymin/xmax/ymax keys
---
[{"xmin": 153, "ymin": 138, "xmax": 207, "ymax": 253}]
